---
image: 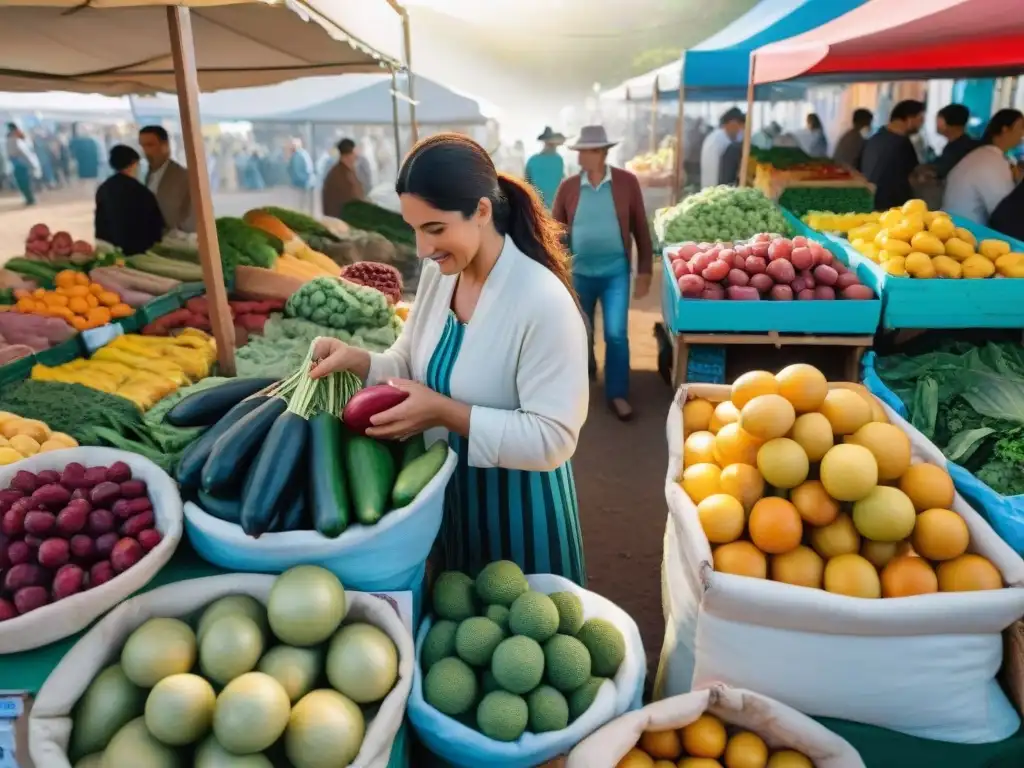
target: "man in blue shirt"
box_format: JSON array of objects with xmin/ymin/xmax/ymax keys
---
[{"xmin": 524, "ymin": 126, "xmax": 565, "ymax": 209}]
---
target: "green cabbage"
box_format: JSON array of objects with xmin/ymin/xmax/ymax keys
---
[{"xmin": 658, "ymin": 186, "xmax": 790, "ymax": 244}]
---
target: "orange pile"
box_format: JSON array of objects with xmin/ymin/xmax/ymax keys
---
[
  {"xmin": 14, "ymin": 269, "xmax": 133, "ymax": 330},
  {"xmin": 617, "ymin": 712, "xmax": 813, "ymax": 767},
  {"xmin": 680, "ymin": 364, "xmax": 1004, "ymax": 598}
]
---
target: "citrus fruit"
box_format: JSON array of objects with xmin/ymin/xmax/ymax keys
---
[
  {"xmin": 770, "ymin": 546, "xmax": 824, "ymax": 589},
  {"xmin": 756, "ymin": 438, "xmax": 809, "ymax": 490},
  {"xmin": 789, "ymin": 481, "xmax": 839, "ymax": 527},
  {"xmin": 899, "ymin": 464, "xmax": 955, "ymax": 511},
  {"xmin": 912, "ymin": 508, "xmax": 969, "ymax": 561},
  {"xmin": 709, "ymin": 401, "xmax": 740, "ymax": 433},
  {"xmin": 713, "ymin": 542, "xmax": 767, "ymax": 579},
  {"xmin": 845, "ymin": 423, "xmax": 911, "ymax": 481},
  {"xmin": 683, "ymin": 398, "xmax": 715, "ymax": 433},
  {"xmin": 719, "ymin": 464, "xmax": 765, "ymax": 513},
  {"xmin": 739, "ymin": 395, "xmax": 795, "ymax": 441},
  {"xmin": 881, "ymin": 557, "xmax": 938, "ymax": 597},
  {"xmin": 823, "ymin": 554, "xmax": 881, "ymax": 598},
  {"xmin": 819, "ymin": 444, "xmax": 878, "ymax": 502},
  {"xmin": 819, "ymin": 389, "xmax": 872, "ymax": 435},
  {"xmin": 731, "ymin": 371, "xmax": 779, "ymax": 409},
  {"xmin": 936, "ymin": 554, "xmax": 1003, "ymax": 592},
  {"xmin": 681, "ymin": 464, "xmax": 722, "ymax": 504},
  {"xmin": 639, "ymin": 729, "xmax": 682, "ymax": 760},
  {"xmin": 714, "ymin": 424, "xmax": 763, "ymax": 467},
  {"xmin": 809, "ymin": 513, "xmax": 861, "ymax": 559},
  {"xmin": 789, "ymin": 412, "xmax": 833, "ymax": 462},
  {"xmin": 775, "ymin": 363, "xmax": 828, "ymax": 412},
  {"xmin": 748, "ymin": 497, "xmax": 803, "ymax": 555},
  {"xmin": 684, "ymin": 431, "xmax": 718, "ymax": 467},
  {"xmin": 697, "ymin": 494, "xmax": 746, "ymax": 544},
  {"xmin": 681, "ymin": 714, "xmax": 727, "ymax": 758}
]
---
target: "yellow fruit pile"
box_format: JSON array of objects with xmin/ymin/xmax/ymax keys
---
[
  {"xmin": 14, "ymin": 270, "xmax": 134, "ymax": 330},
  {"xmin": 679, "ymin": 364, "xmax": 1004, "ymax": 598},
  {"xmin": 0, "ymin": 412, "xmax": 78, "ymax": 465},
  {"xmin": 617, "ymin": 713, "xmax": 813, "ymax": 768},
  {"xmin": 803, "ymin": 211, "xmax": 879, "ymax": 234},
  {"xmin": 831, "ymin": 199, "xmax": 1022, "ymax": 279},
  {"xmin": 31, "ymin": 330, "xmax": 216, "ymax": 410}
]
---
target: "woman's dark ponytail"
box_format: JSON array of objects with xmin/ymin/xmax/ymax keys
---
[
  {"xmin": 494, "ymin": 173, "xmax": 575, "ymax": 301},
  {"xmin": 396, "ymin": 133, "xmax": 575, "ymax": 302}
]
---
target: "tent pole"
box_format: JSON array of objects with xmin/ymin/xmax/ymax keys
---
[
  {"xmin": 738, "ymin": 57, "xmax": 756, "ymax": 189},
  {"xmin": 402, "ymin": 11, "xmax": 418, "ymax": 144},
  {"xmin": 670, "ymin": 59, "xmax": 686, "ymax": 206},
  {"xmin": 390, "ymin": 69, "xmax": 403, "ymax": 165},
  {"xmin": 650, "ymin": 76, "xmax": 659, "ymax": 155},
  {"xmin": 167, "ymin": 6, "xmax": 236, "ymax": 375}
]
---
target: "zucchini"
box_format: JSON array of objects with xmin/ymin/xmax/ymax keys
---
[
  {"xmin": 167, "ymin": 377, "xmax": 277, "ymax": 427},
  {"xmin": 201, "ymin": 396, "xmax": 287, "ymax": 494},
  {"xmin": 400, "ymin": 433, "xmax": 427, "ymax": 468},
  {"xmin": 392, "ymin": 440, "xmax": 448, "ymax": 508},
  {"xmin": 197, "ymin": 489, "xmax": 241, "ymax": 523},
  {"xmin": 271, "ymin": 489, "xmax": 307, "ymax": 532},
  {"xmin": 176, "ymin": 395, "xmax": 270, "ymax": 489},
  {"xmin": 344, "ymin": 434, "xmax": 395, "ymax": 526},
  {"xmin": 239, "ymin": 411, "xmax": 308, "ymax": 537},
  {"xmin": 308, "ymin": 411, "xmax": 350, "ymax": 538}
]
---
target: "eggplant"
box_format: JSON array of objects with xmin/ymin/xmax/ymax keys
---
[
  {"xmin": 201, "ymin": 397, "xmax": 287, "ymax": 494},
  {"xmin": 341, "ymin": 384, "xmax": 408, "ymax": 436},
  {"xmin": 239, "ymin": 411, "xmax": 308, "ymax": 538},
  {"xmin": 176, "ymin": 395, "xmax": 270, "ymax": 489},
  {"xmin": 167, "ymin": 377, "xmax": 277, "ymax": 427}
]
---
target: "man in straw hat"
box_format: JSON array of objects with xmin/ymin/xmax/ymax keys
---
[
  {"xmin": 525, "ymin": 126, "xmax": 566, "ymax": 209},
  {"xmin": 552, "ymin": 125, "xmax": 653, "ymax": 422}
]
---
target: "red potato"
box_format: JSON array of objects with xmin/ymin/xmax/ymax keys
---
[
  {"xmin": 750, "ymin": 242, "xmax": 770, "ymax": 259},
  {"xmin": 768, "ymin": 239, "xmax": 793, "ymax": 262},
  {"xmin": 701, "ymin": 285, "xmax": 726, "ymax": 300},
  {"xmin": 5, "ymin": 563, "xmax": 48, "ymax": 592},
  {"xmin": 89, "ymin": 561, "xmax": 115, "ymax": 588},
  {"xmin": 88, "ymin": 510, "xmax": 116, "ymax": 536},
  {"xmin": 2, "ymin": 508, "xmax": 27, "ymax": 538},
  {"xmin": 110, "ymin": 538, "xmax": 143, "ymax": 573},
  {"xmin": 766, "ymin": 259, "xmax": 796, "ymax": 285},
  {"xmin": 677, "ymin": 243, "xmax": 700, "ymax": 260},
  {"xmin": 71, "ymin": 488, "xmax": 89, "ymax": 502},
  {"xmin": 0, "ymin": 598, "xmax": 16, "ymax": 621},
  {"xmin": 60, "ymin": 463, "xmax": 87, "ymax": 489},
  {"xmin": 52, "ymin": 564, "xmax": 85, "ymax": 600},
  {"xmin": 790, "ymin": 247, "xmax": 814, "ymax": 271},
  {"xmin": 82, "ymin": 467, "xmax": 108, "ymax": 488},
  {"xmin": 791, "ymin": 277, "xmax": 807, "ymax": 293},
  {"xmin": 718, "ymin": 248, "xmax": 736, "ymax": 263},
  {"xmin": 14, "ymin": 586, "xmax": 49, "ymax": 615},
  {"xmin": 7, "ymin": 540, "xmax": 31, "ymax": 565},
  {"xmin": 119, "ymin": 480, "xmax": 146, "ymax": 499},
  {"xmin": 56, "ymin": 503, "xmax": 89, "ymax": 537},
  {"xmin": 690, "ymin": 252, "xmax": 715, "ymax": 274},
  {"xmin": 745, "ymin": 255, "xmax": 767, "ymax": 274},
  {"xmin": 810, "ymin": 243, "xmax": 832, "ymax": 266},
  {"xmin": 697, "ymin": 242, "xmax": 713, "ymax": 251},
  {"xmin": 106, "ymin": 462, "xmax": 132, "ymax": 484},
  {"xmin": 342, "ymin": 384, "xmax": 410, "ymax": 437},
  {"xmin": 813, "ymin": 265, "xmax": 839, "ymax": 286},
  {"xmin": 0, "ymin": 536, "xmax": 8, "ymax": 569},
  {"xmin": 749, "ymin": 273, "xmax": 774, "ymax": 294},
  {"xmin": 37, "ymin": 538, "xmax": 70, "ymax": 569},
  {"xmin": 752, "ymin": 233, "xmax": 772, "ymax": 244},
  {"xmin": 36, "ymin": 470, "xmax": 60, "ymax": 486},
  {"xmin": 120, "ymin": 511, "xmax": 154, "ymax": 538},
  {"xmin": 799, "ymin": 269, "xmax": 816, "ymax": 289},
  {"xmin": 833, "ymin": 260, "xmax": 849, "ymax": 274},
  {"xmin": 702, "ymin": 260, "xmax": 731, "ymax": 282},
  {"xmin": 734, "ymin": 244, "xmax": 752, "ymax": 259},
  {"xmin": 0, "ymin": 490, "xmax": 23, "ymax": 515},
  {"xmin": 842, "ymin": 284, "xmax": 875, "ymax": 300},
  {"xmin": 770, "ymin": 285, "xmax": 795, "ymax": 301},
  {"xmin": 797, "ymin": 288, "xmax": 816, "ymax": 300},
  {"xmin": 813, "ymin": 286, "xmax": 837, "ymax": 300},
  {"xmin": 727, "ymin": 269, "xmax": 750, "ymax": 287},
  {"xmin": 10, "ymin": 471, "xmax": 38, "ymax": 495},
  {"xmin": 113, "ymin": 497, "xmax": 151, "ymax": 520},
  {"xmin": 672, "ymin": 260, "xmax": 690, "ymax": 278},
  {"xmin": 70, "ymin": 534, "xmax": 96, "ymax": 562},
  {"xmin": 137, "ymin": 529, "xmax": 162, "ymax": 552},
  {"xmin": 90, "ymin": 481, "xmax": 120, "ymax": 507},
  {"xmin": 726, "ymin": 286, "xmax": 761, "ymax": 300},
  {"xmin": 24, "ymin": 510, "xmax": 56, "ymax": 537},
  {"xmin": 678, "ymin": 274, "xmax": 705, "ymax": 298},
  {"xmin": 792, "ymin": 235, "xmax": 808, "ymax": 248},
  {"xmin": 32, "ymin": 484, "xmax": 71, "ymax": 510},
  {"xmin": 24, "ymin": 534, "xmax": 42, "ymax": 551},
  {"xmin": 94, "ymin": 532, "xmax": 118, "ymax": 558},
  {"xmin": 835, "ymin": 272, "xmax": 861, "ymax": 289}
]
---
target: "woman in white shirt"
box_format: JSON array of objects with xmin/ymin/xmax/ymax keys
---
[
  {"xmin": 942, "ymin": 109, "xmax": 1024, "ymax": 225},
  {"xmin": 311, "ymin": 133, "xmax": 590, "ymax": 584}
]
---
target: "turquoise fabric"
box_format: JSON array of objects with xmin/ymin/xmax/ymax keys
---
[
  {"xmin": 425, "ymin": 311, "xmax": 586, "ymax": 585},
  {"xmin": 524, "ymin": 151, "xmax": 564, "ymax": 208},
  {"xmin": 570, "ymin": 174, "xmax": 626, "ymax": 279}
]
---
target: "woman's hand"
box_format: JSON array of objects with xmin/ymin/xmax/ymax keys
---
[
  {"xmin": 366, "ymin": 379, "xmax": 469, "ymax": 440},
  {"xmin": 309, "ymin": 337, "xmax": 370, "ymax": 381}
]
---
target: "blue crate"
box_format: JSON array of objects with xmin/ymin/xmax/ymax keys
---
[
  {"xmin": 660, "ymin": 232, "xmax": 882, "ymax": 334},
  {"xmin": 801, "ymin": 212, "xmax": 1024, "ymax": 330}
]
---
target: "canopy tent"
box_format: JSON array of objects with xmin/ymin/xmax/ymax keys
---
[
  {"xmin": 131, "ymin": 73, "xmax": 485, "ymax": 125},
  {"xmin": 0, "ymin": 91, "xmax": 133, "ymax": 123},
  {"xmin": 751, "ymin": 0, "xmax": 1024, "ymax": 85},
  {"xmin": 0, "ymin": 0, "xmax": 404, "ymax": 374}
]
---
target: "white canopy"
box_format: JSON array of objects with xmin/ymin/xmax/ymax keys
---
[{"xmin": 0, "ymin": 0, "xmax": 404, "ymax": 95}]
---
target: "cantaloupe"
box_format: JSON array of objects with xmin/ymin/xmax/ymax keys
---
[
  {"xmin": 739, "ymin": 395, "xmax": 795, "ymax": 440},
  {"xmin": 775, "ymin": 364, "xmax": 828, "ymax": 412},
  {"xmin": 823, "ymin": 554, "xmax": 881, "ymax": 598},
  {"xmin": 731, "ymin": 371, "xmax": 779, "ymax": 409}
]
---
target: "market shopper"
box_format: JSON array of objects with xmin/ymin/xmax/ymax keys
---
[
  {"xmin": 524, "ymin": 126, "xmax": 566, "ymax": 209},
  {"xmin": 552, "ymin": 125, "xmax": 653, "ymax": 422},
  {"xmin": 138, "ymin": 125, "xmax": 193, "ymax": 233},
  {"xmin": 833, "ymin": 108, "xmax": 874, "ymax": 169},
  {"xmin": 934, "ymin": 103, "xmax": 982, "ymax": 179},
  {"xmin": 5, "ymin": 122, "xmax": 40, "ymax": 206},
  {"xmin": 801, "ymin": 113, "xmax": 828, "ymax": 158},
  {"xmin": 321, "ymin": 138, "xmax": 365, "ymax": 218},
  {"xmin": 942, "ymin": 108, "xmax": 1024, "ymax": 225},
  {"xmin": 860, "ymin": 99, "xmax": 926, "ymax": 210},
  {"xmin": 700, "ymin": 108, "xmax": 745, "ymax": 189},
  {"xmin": 309, "ymin": 133, "xmax": 589, "ymax": 584},
  {"xmin": 94, "ymin": 145, "xmax": 165, "ymax": 257}
]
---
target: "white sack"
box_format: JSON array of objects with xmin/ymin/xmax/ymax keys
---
[
  {"xmin": 408, "ymin": 574, "xmax": 646, "ymax": 768},
  {"xmin": 29, "ymin": 573, "xmax": 415, "ymax": 768},
  {"xmin": 0, "ymin": 447, "xmax": 182, "ymax": 654},
  {"xmin": 656, "ymin": 384, "xmax": 1024, "ymax": 743},
  {"xmin": 568, "ymin": 683, "xmax": 865, "ymax": 768}
]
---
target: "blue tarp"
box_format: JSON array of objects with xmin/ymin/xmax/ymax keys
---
[{"xmin": 609, "ymin": 0, "xmax": 869, "ymax": 102}]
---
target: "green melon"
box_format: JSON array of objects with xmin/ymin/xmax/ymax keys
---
[
  {"xmin": 73, "ymin": 755, "xmax": 103, "ymax": 768},
  {"xmin": 200, "ymin": 614, "xmax": 264, "ymax": 686},
  {"xmin": 474, "ymin": 561, "xmax": 529, "ymax": 606},
  {"xmin": 454, "ymin": 617, "xmax": 504, "ymax": 667},
  {"xmin": 423, "ymin": 656, "xmax": 477, "ymax": 716},
  {"xmin": 508, "ymin": 592, "xmax": 559, "ymax": 642},
  {"xmin": 144, "ymin": 673, "xmax": 216, "ymax": 746},
  {"xmin": 212, "ymin": 673, "xmax": 291, "ymax": 755},
  {"xmin": 286, "ymin": 689, "xmax": 366, "ymax": 768},
  {"xmin": 267, "ymin": 566, "xmax": 346, "ymax": 646},
  {"xmin": 120, "ymin": 619, "xmax": 196, "ymax": 688},
  {"xmin": 69, "ymin": 664, "xmax": 145, "ymax": 761},
  {"xmin": 490, "ymin": 636, "xmax": 544, "ymax": 695},
  {"xmin": 575, "ymin": 619, "xmax": 626, "ymax": 677},
  {"xmin": 568, "ymin": 677, "xmax": 607, "ymax": 721},
  {"xmin": 193, "ymin": 735, "xmax": 273, "ymax": 768},
  {"xmin": 527, "ymin": 685, "xmax": 569, "ymax": 733},
  {"xmin": 548, "ymin": 591, "xmax": 584, "ymax": 635},
  {"xmin": 432, "ymin": 571, "xmax": 476, "ymax": 621},
  {"xmin": 483, "ymin": 604, "xmax": 511, "ymax": 634},
  {"xmin": 421, "ymin": 619, "xmax": 458, "ymax": 671},
  {"xmin": 476, "ymin": 691, "xmax": 528, "ymax": 742},
  {"xmin": 195, "ymin": 595, "xmax": 268, "ymax": 644},
  {"xmin": 100, "ymin": 717, "xmax": 180, "ymax": 768},
  {"xmin": 257, "ymin": 645, "xmax": 323, "ymax": 703},
  {"xmin": 326, "ymin": 623, "xmax": 398, "ymax": 704},
  {"xmin": 543, "ymin": 634, "xmax": 592, "ymax": 693}
]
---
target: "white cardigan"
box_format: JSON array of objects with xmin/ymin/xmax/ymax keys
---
[{"xmin": 368, "ymin": 236, "xmax": 589, "ymax": 472}]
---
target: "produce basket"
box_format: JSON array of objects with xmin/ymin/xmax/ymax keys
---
[
  {"xmin": 861, "ymin": 351, "xmax": 1024, "ymax": 556},
  {"xmin": 658, "ymin": 383, "xmax": 1024, "ymax": 743},
  {"xmin": 567, "ymin": 684, "xmax": 864, "ymax": 768},
  {"xmin": 139, "ymin": 292, "xmax": 184, "ymax": 326},
  {"xmin": 0, "ymin": 447, "xmax": 183, "ymax": 653},
  {"xmin": 797, "ymin": 213, "xmax": 1024, "ymax": 329},
  {"xmin": 408, "ymin": 574, "xmax": 646, "ymax": 768},
  {"xmin": 29, "ymin": 573, "xmax": 415, "ymax": 768},
  {"xmin": 32, "ymin": 335, "xmax": 84, "ymax": 368},
  {"xmin": 183, "ymin": 446, "xmax": 457, "ymax": 595}
]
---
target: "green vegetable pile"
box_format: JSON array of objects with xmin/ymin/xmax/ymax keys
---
[
  {"xmin": 656, "ymin": 186, "xmax": 790, "ymax": 244},
  {"xmin": 286, "ymin": 277, "xmax": 400, "ymax": 335},
  {"xmin": 874, "ymin": 341, "xmax": 1024, "ymax": 496},
  {"xmin": 259, "ymin": 206, "xmax": 341, "ymax": 251},
  {"xmin": 339, "ymin": 200, "xmax": 415, "ymax": 248},
  {"xmin": 779, "ymin": 186, "xmax": 875, "ymax": 217},
  {"xmin": 214, "ymin": 217, "xmax": 282, "ymax": 280},
  {"xmin": 750, "ymin": 146, "xmax": 820, "ymax": 169}
]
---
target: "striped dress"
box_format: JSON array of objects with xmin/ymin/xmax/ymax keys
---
[{"xmin": 426, "ymin": 311, "xmax": 586, "ymax": 586}]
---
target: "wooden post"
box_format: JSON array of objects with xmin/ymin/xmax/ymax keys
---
[
  {"xmin": 390, "ymin": 69, "xmax": 403, "ymax": 161},
  {"xmin": 738, "ymin": 56, "xmax": 756, "ymax": 189},
  {"xmin": 650, "ymin": 76, "xmax": 659, "ymax": 155},
  {"xmin": 167, "ymin": 6, "xmax": 236, "ymax": 375},
  {"xmin": 402, "ymin": 11, "xmax": 418, "ymax": 145},
  {"xmin": 670, "ymin": 57, "xmax": 686, "ymax": 205}
]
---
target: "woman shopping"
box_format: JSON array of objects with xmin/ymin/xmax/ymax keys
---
[
  {"xmin": 311, "ymin": 133, "xmax": 590, "ymax": 585},
  {"xmin": 942, "ymin": 108, "xmax": 1024, "ymax": 225}
]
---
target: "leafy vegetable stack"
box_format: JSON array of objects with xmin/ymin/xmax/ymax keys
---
[{"xmin": 656, "ymin": 186, "xmax": 790, "ymax": 244}]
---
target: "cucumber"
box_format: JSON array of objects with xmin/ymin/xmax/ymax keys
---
[
  {"xmin": 400, "ymin": 433, "xmax": 427, "ymax": 468},
  {"xmin": 176, "ymin": 395, "xmax": 270, "ymax": 489},
  {"xmin": 344, "ymin": 434, "xmax": 395, "ymax": 526},
  {"xmin": 391, "ymin": 440, "xmax": 448, "ymax": 508},
  {"xmin": 239, "ymin": 411, "xmax": 308, "ymax": 538},
  {"xmin": 308, "ymin": 411, "xmax": 350, "ymax": 538},
  {"xmin": 201, "ymin": 396, "xmax": 287, "ymax": 494},
  {"xmin": 167, "ymin": 377, "xmax": 276, "ymax": 427},
  {"xmin": 197, "ymin": 489, "xmax": 241, "ymax": 523}
]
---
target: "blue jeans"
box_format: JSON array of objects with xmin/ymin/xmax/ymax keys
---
[
  {"xmin": 12, "ymin": 163, "xmax": 35, "ymax": 205},
  {"xmin": 574, "ymin": 269, "xmax": 630, "ymax": 401}
]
